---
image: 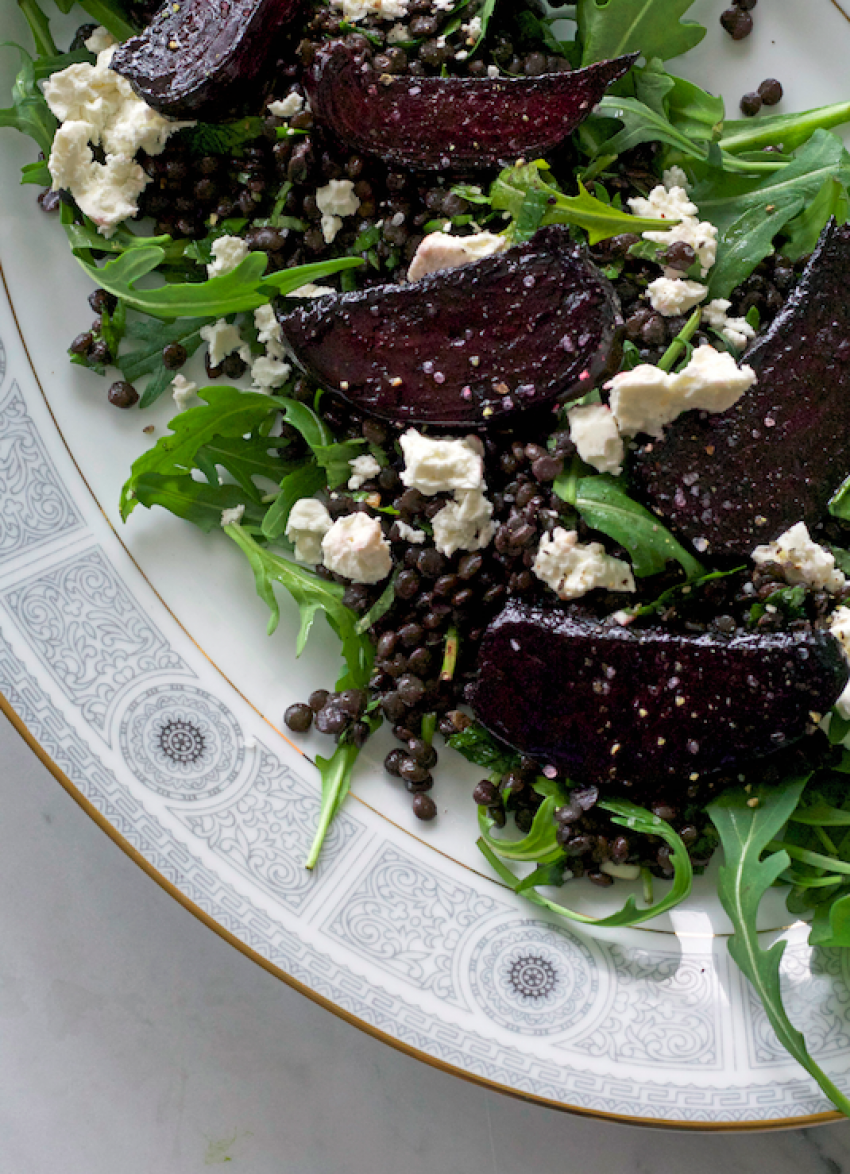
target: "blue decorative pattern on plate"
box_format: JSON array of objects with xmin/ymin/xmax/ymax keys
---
[{"xmin": 3, "ymin": 0, "xmax": 850, "ymax": 1127}]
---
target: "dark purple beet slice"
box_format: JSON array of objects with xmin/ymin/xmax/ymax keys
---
[
  {"xmin": 305, "ymin": 40, "xmax": 637, "ymax": 169},
  {"xmin": 110, "ymin": 0, "xmax": 302, "ymax": 119},
  {"xmin": 632, "ymin": 220, "xmax": 850, "ymax": 557},
  {"xmin": 275, "ymin": 226, "xmax": 622, "ymax": 427},
  {"xmin": 468, "ymin": 601, "xmax": 847, "ymax": 786}
]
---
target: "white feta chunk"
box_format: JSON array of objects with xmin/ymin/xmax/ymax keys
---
[
  {"xmin": 207, "ymin": 235, "xmax": 249, "ymax": 278},
  {"xmin": 431, "ymin": 489, "xmax": 495, "ymax": 557},
  {"xmin": 606, "ymin": 344, "xmax": 756, "ymax": 439},
  {"xmin": 647, "ymin": 276, "xmax": 708, "ymax": 317},
  {"xmin": 703, "ymin": 298, "xmax": 757, "ymax": 352},
  {"xmin": 348, "ymin": 454, "xmax": 382, "ymax": 490},
  {"xmin": 399, "ymin": 428, "xmax": 484, "ymax": 494},
  {"xmin": 532, "ymin": 528, "xmax": 635, "ymax": 601},
  {"xmin": 200, "ymin": 319, "xmax": 250, "ymax": 368},
  {"xmin": 567, "ymin": 403, "xmax": 624, "ymax": 476},
  {"xmin": 267, "ymin": 93, "xmax": 305, "ymax": 119},
  {"xmin": 662, "ymin": 166, "xmax": 690, "ymax": 192},
  {"xmin": 250, "ymin": 354, "xmax": 292, "ymax": 391},
  {"xmin": 316, "ymin": 178, "xmax": 360, "ymax": 219},
  {"xmin": 286, "ymin": 499, "xmax": 333, "ymax": 565},
  {"xmin": 43, "ymin": 44, "xmax": 191, "ymax": 236},
  {"xmin": 220, "ymin": 504, "xmax": 246, "ymax": 527},
  {"xmin": 330, "ymin": 0, "xmax": 409, "ymax": 21},
  {"xmin": 289, "ymin": 282, "xmax": 336, "ymax": 299},
  {"xmin": 394, "ymin": 520, "xmax": 426, "ymax": 545},
  {"xmin": 83, "ymin": 26, "xmax": 115, "ymax": 55},
  {"xmin": 752, "ymin": 522, "xmax": 847, "ymax": 594},
  {"xmin": 321, "ymin": 214, "xmax": 343, "ymax": 245},
  {"xmin": 254, "ymin": 303, "xmax": 282, "ymax": 346},
  {"xmin": 171, "ymin": 373, "xmax": 199, "ymax": 412},
  {"xmin": 629, "ymin": 183, "xmax": 717, "ymax": 277},
  {"xmin": 406, "ymin": 230, "xmax": 508, "ymax": 282},
  {"xmin": 321, "ymin": 513, "xmax": 392, "ymax": 583}
]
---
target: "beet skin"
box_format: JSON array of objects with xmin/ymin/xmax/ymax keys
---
[
  {"xmin": 632, "ymin": 220, "xmax": 850, "ymax": 557},
  {"xmin": 306, "ymin": 40, "xmax": 637, "ymax": 170},
  {"xmin": 276, "ymin": 226, "xmax": 622, "ymax": 427},
  {"xmin": 110, "ymin": 0, "xmax": 302, "ymax": 118},
  {"xmin": 468, "ymin": 602, "xmax": 848, "ymax": 787}
]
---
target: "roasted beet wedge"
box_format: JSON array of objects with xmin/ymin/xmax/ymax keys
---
[
  {"xmin": 468, "ymin": 602, "xmax": 848, "ymax": 786},
  {"xmin": 276, "ymin": 226, "xmax": 621, "ymax": 427},
  {"xmin": 632, "ymin": 220, "xmax": 850, "ymax": 557},
  {"xmin": 305, "ymin": 41, "xmax": 637, "ymax": 169},
  {"xmin": 110, "ymin": 0, "xmax": 302, "ymax": 118}
]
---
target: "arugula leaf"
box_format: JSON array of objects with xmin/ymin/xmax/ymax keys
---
[
  {"xmin": 261, "ymin": 463, "xmax": 326, "ymax": 541},
  {"xmin": 469, "ymin": 0, "xmax": 498, "ymax": 54},
  {"xmin": 665, "ymin": 72, "xmax": 724, "ymax": 143},
  {"xmin": 478, "ymin": 796, "xmax": 563, "ymax": 864},
  {"xmin": 592, "ymin": 95, "xmax": 709, "ymax": 162},
  {"xmin": 225, "ymin": 523, "xmax": 374, "ymax": 691},
  {"xmin": 128, "ymin": 473, "xmax": 265, "ymax": 533},
  {"xmin": 18, "ymin": 0, "xmax": 59, "ymax": 58},
  {"xmin": 448, "ymin": 721, "xmax": 521, "ymax": 776},
  {"xmin": 0, "ymin": 44, "xmax": 58, "ymax": 156},
  {"xmin": 72, "ymin": 245, "xmax": 362, "ymax": 320},
  {"xmin": 305, "ymin": 714, "xmax": 382, "ymax": 870},
  {"xmin": 694, "ymin": 130, "xmax": 850, "ymax": 299},
  {"xmin": 58, "ymin": 0, "xmax": 138, "ymax": 40},
  {"xmin": 491, "ymin": 161, "xmax": 673, "ymax": 245},
  {"xmin": 117, "ymin": 316, "xmax": 210, "ymax": 409},
  {"xmin": 708, "ymin": 780, "xmax": 850, "ymax": 1119},
  {"xmin": 479, "ymin": 797, "xmax": 693, "ymax": 928},
  {"xmin": 570, "ymin": 475, "xmax": 706, "ymax": 579},
  {"xmin": 196, "ymin": 435, "xmax": 294, "ymax": 501},
  {"xmin": 278, "ymin": 398, "xmax": 364, "ymax": 489},
  {"xmin": 121, "ymin": 385, "xmax": 281, "ymax": 518},
  {"xmin": 720, "ymin": 101, "xmax": 850, "ymax": 157},
  {"xmin": 782, "ymin": 177, "xmax": 849, "ymax": 262},
  {"xmin": 578, "ymin": 0, "xmax": 706, "ymax": 66}
]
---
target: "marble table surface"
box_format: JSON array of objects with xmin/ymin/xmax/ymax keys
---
[{"xmin": 2, "ymin": 713, "xmax": 850, "ymax": 1172}]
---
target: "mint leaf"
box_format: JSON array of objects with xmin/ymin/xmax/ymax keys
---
[
  {"xmin": 578, "ymin": 0, "xmax": 706, "ymax": 65},
  {"xmin": 708, "ymin": 780, "xmax": 850, "ymax": 1119},
  {"xmin": 571, "ymin": 475, "xmax": 706, "ymax": 579}
]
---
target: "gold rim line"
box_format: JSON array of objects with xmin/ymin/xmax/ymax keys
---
[
  {"xmin": 1, "ymin": 695, "xmax": 839, "ymax": 1134},
  {"xmin": 830, "ymin": 0, "xmax": 850, "ymax": 23}
]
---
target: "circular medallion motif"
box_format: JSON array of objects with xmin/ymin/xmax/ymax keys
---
[
  {"xmin": 119, "ymin": 684, "xmax": 244, "ymax": 800},
  {"xmin": 468, "ymin": 919, "xmax": 604, "ymax": 1036}
]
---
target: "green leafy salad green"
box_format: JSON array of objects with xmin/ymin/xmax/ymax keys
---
[{"xmin": 7, "ymin": 0, "xmax": 850, "ymax": 1117}]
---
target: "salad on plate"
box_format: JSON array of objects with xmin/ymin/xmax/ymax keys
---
[{"xmin": 7, "ymin": 0, "xmax": 850, "ymax": 1117}]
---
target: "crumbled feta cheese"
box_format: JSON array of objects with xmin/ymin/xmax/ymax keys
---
[
  {"xmin": 462, "ymin": 15, "xmax": 483, "ymax": 43},
  {"xmin": 647, "ymin": 276, "xmax": 708, "ymax": 317},
  {"xmin": 289, "ymin": 283, "xmax": 336, "ymax": 298},
  {"xmin": 752, "ymin": 522, "xmax": 847, "ymax": 594},
  {"xmin": 532, "ymin": 528, "xmax": 635, "ymax": 601},
  {"xmin": 703, "ymin": 298, "xmax": 757, "ymax": 352},
  {"xmin": 267, "ymin": 93, "xmax": 305, "ymax": 119},
  {"xmin": 254, "ymin": 304, "xmax": 282, "ymax": 346},
  {"xmin": 250, "ymin": 354, "xmax": 292, "ymax": 391},
  {"xmin": 606, "ymin": 344, "xmax": 756, "ymax": 438},
  {"xmin": 207, "ymin": 234, "xmax": 249, "ymax": 278},
  {"xmin": 394, "ymin": 520, "xmax": 426, "ymax": 545},
  {"xmin": 567, "ymin": 403, "xmax": 624, "ymax": 476},
  {"xmin": 487, "ymin": 65, "xmax": 500, "ymax": 79},
  {"xmin": 316, "ymin": 179, "xmax": 360, "ymax": 244},
  {"xmin": 663, "ymin": 166, "xmax": 690, "ymax": 192},
  {"xmin": 387, "ymin": 23, "xmax": 410, "ymax": 43},
  {"xmin": 200, "ymin": 319, "xmax": 251, "ymax": 368},
  {"xmin": 399, "ymin": 429, "xmax": 484, "ymax": 494},
  {"xmin": 322, "ymin": 513, "xmax": 392, "ymax": 583},
  {"xmin": 600, "ymin": 861, "xmax": 642, "ymax": 881},
  {"xmin": 83, "ymin": 26, "xmax": 115, "ymax": 55},
  {"xmin": 829, "ymin": 606, "xmax": 850, "ymax": 719},
  {"xmin": 286, "ymin": 499, "xmax": 333, "ymax": 564},
  {"xmin": 629, "ymin": 183, "xmax": 718, "ymax": 277},
  {"xmin": 316, "ymin": 178, "xmax": 360, "ymax": 218},
  {"xmin": 329, "ymin": 0, "xmax": 409, "ymax": 21},
  {"xmin": 431, "ymin": 489, "xmax": 495, "ymax": 557},
  {"xmin": 347, "ymin": 454, "xmax": 382, "ymax": 490},
  {"xmin": 406, "ymin": 230, "xmax": 508, "ymax": 282},
  {"xmin": 43, "ymin": 44, "xmax": 191, "ymax": 235},
  {"xmin": 171, "ymin": 373, "xmax": 198, "ymax": 412},
  {"xmin": 220, "ymin": 504, "xmax": 246, "ymax": 527}
]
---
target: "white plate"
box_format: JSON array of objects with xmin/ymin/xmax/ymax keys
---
[{"xmin": 2, "ymin": 0, "xmax": 850, "ymax": 1128}]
